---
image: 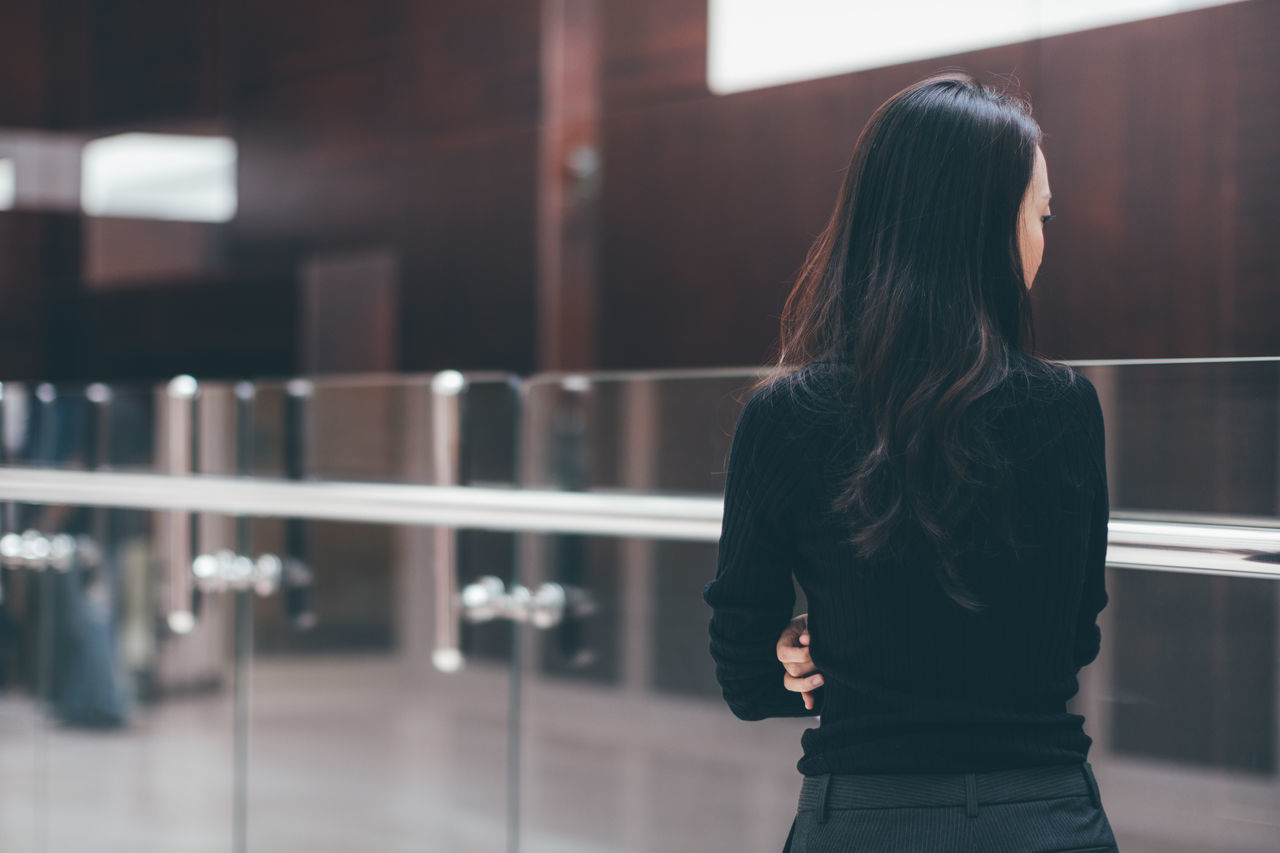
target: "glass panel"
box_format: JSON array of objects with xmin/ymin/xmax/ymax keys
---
[
  {"xmin": 517, "ymin": 370, "xmax": 808, "ymax": 851},
  {"xmin": 1071, "ymin": 361, "xmax": 1280, "ymax": 853},
  {"xmin": 0, "ymin": 383, "xmax": 62, "ymax": 851},
  {"xmin": 0, "ymin": 381, "xmax": 238, "ymax": 852},
  {"xmin": 0, "ymin": 358, "xmax": 1274, "ymax": 851},
  {"xmin": 517, "ymin": 361, "xmax": 1280, "ymax": 853},
  {"xmin": 242, "ymin": 374, "xmax": 520, "ymax": 852}
]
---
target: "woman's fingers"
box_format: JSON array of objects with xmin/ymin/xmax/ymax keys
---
[
  {"xmin": 783, "ymin": 672, "xmax": 825, "ymax": 694},
  {"xmin": 778, "ymin": 631, "xmax": 813, "ymax": 659},
  {"xmin": 778, "ymin": 642, "xmax": 814, "ymax": 673},
  {"xmin": 778, "ymin": 614, "xmax": 820, "ymax": 704},
  {"xmin": 781, "ymin": 660, "xmax": 814, "ymax": 677},
  {"xmin": 778, "ymin": 632, "xmax": 809, "ymax": 653},
  {"xmin": 778, "ymin": 644, "xmax": 813, "ymax": 664},
  {"xmin": 778, "ymin": 623, "xmax": 815, "ymax": 679}
]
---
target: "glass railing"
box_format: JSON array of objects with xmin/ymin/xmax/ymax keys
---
[
  {"xmin": 240, "ymin": 373, "xmax": 521, "ymax": 851},
  {"xmin": 0, "ymin": 380, "xmax": 238, "ymax": 853},
  {"xmin": 0, "ymin": 359, "xmax": 1275, "ymax": 852}
]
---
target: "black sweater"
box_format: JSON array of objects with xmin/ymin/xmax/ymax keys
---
[{"xmin": 702, "ymin": 359, "xmax": 1109, "ymax": 775}]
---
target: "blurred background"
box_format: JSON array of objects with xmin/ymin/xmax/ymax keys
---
[
  {"xmin": 0, "ymin": 1, "xmax": 1277, "ymax": 852},
  {"xmin": 0, "ymin": 0, "xmax": 1274, "ymax": 381}
]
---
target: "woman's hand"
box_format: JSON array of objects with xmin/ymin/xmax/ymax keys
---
[{"xmin": 777, "ymin": 613, "xmax": 824, "ymax": 710}]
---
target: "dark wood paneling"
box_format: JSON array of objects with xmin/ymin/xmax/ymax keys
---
[
  {"xmin": 80, "ymin": 275, "xmax": 298, "ymax": 380},
  {"xmin": 38, "ymin": 213, "xmax": 84, "ymax": 380},
  {"xmin": 1033, "ymin": 7, "xmax": 1234, "ymax": 359},
  {"xmin": 399, "ymin": 0, "xmax": 542, "ymax": 137},
  {"xmin": 229, "ymin": 1, "xmax": 402, "ymax": 262},
  {"xmin": 299, "ymin": 248, "xmax": 399, "ymax": 373},
  {"xmin": 1230, "ymin": 0, "xmax": 1280, "ymax": 356},
  {"xmin": 601, "ymin": 0, "xmax": 708, "ymax": 110},
  {"xmin": 0, "ymin": 214, "xmax": 53, "ymax": 379},
  {"xmin": 598, "ymin": 45, "xmax": 1037, "ymax": 369},
  {"xmin": 398, "ymin": 130, "xmax": 539, "ymax": 374},
  {"xmin": 40, "ymin": 0, "xmax": 94, "ymax": 130},
  {"xmin": 88, "ymin": 0, "xmax": 226, "ymax": 124},
  {"xmin": 537, "ymin": 0, "xmax": 602, "ymax": 371},
  {"xmin": 231, "ymin": 58, "xmax": 402, "ymax": 255},
  {"xmin": 596, "ymin": 2, "xmax": 1278, "ymax": 367},
  {"xmin": 0, "ymin": 2, "xmax": 47, "ymax": 125},
  {"xmin": 1, "ymin": 1, "xmax": 1273, "ymax": 382},
  {"xmin": 227, "ymin": 0, "xmax": 543, "ymax": 371},
  {"xmin": 235, "ymin": 0, "xmax": 401, "ymax": 87}
]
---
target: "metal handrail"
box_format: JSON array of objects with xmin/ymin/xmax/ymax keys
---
[
  {"xmin": 0, "ymin": 468, "xmax": 723, "ymax": 540},
  {"xmin": 0, "ymin": 467, "xmax": 1276, "ymax": 580}
]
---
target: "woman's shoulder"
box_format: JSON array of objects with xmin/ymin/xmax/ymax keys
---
[
  {"xmin": 996, "ymin": 358, "xmax": 1105, "ymax": 465},
  {"xmin": 739, "ymin": 356, "xmax": 1100, "ymax": 431},
  {"xmin": 741, "ymin": 362, "xmax": 852, "ymax": 422},
  {"xmin": 782, "ymin": 356, "xmax": 1095, "ymax": 409},
  {"xmin": 997, "ymin": 355, "xmax": 1098, "ymax": 409},
  {"xmin": 730, "ymin": 366, "xmax": 841, "ymax": 450}
]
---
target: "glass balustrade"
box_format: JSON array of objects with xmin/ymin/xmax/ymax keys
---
[
  {"xmin": 237, "ymin": 373, "xmax": 521, "ymax": 852},
  {"xmin": 516, "ymin": 360, "xmax": 1280, "ymax": 853},
  {"xmin": 0, "ymin": 379, "xmax": 239, "ymax": 853},
  {"xmin": 0, "ymin": 359, "xmax": 1274, "ymax": 852},
  {"xmin": 516, "ymin": 368, "xmax": 803, "ymax": 853}
]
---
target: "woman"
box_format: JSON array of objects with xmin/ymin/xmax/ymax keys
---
[{"xmin": 702, "ymin": 73, "xmax": 1117, "ymax": 852}]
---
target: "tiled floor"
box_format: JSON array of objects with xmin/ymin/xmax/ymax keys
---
[{"xmin": 1, "ymin": 655, "xmax": 1278, "ymax": 852}]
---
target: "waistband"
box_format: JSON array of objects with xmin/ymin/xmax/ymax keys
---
[{"xmin": 799, "ymin": 761, "xmax": 1101, "ymax": 817}]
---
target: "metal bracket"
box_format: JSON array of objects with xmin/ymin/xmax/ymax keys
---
[
  {"xmin": 0, "ymin": 530, "xmax": 101, "ymax": 573},
  {"xmin": 190, "ymin": 550, "xmax": 314, "ymax": 602},
  {"xmin": 459, "ymin": 575, "xmax": 594, "ymax": 630}
]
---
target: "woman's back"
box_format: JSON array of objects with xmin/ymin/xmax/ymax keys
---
[
  {"xmin": 703, "ymin": 72, "xmax": 1118, "ymax": 851},
  {"xmin": 702, "ymin": 357, "xmax": 1109, "ymax": 775}
]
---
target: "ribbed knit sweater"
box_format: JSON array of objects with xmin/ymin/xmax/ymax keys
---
[{"xmin": 702, "ymin": 358, "xmax": 1109, "ymax": 775}]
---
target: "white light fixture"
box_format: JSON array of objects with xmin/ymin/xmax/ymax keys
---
[
  {"xmin": 81, "ymin": 133, "xmax": 236, "ymax": 222},
  {"xmin": 708, "ymin": 0, "xmax": 1247, "ymax": 95},
  {"xmin": 0, "ymin": 159, "xmax": 14, "ymax": 210}
]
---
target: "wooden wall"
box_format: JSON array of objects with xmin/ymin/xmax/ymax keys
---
[
  {"xmin": 0, "ymin": 0, "xmax": 1275, "ymax": 381},
  {"xmin": 0, "ymin": 0, "xmax": 541, "ymax": 381},
  {"xmin": 228, "ymin": 0, "xmax": 542, "ymax": 375},
  {"xmin": 595, "ymin": 0, "xmax": 1279, "ymax": 368},
  {"xmin": 0, "ymin": 3, "xmax": 69, "ymax": 380}
]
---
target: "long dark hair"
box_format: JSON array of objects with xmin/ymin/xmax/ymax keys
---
[{"xmin": 757, "ymin": 72, "xmax": 1076, "ymax": 612}]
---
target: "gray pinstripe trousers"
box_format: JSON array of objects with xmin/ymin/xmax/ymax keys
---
[{"xmin": 782, "ymin": 761, "xmax": 1118, "ymax": 852}]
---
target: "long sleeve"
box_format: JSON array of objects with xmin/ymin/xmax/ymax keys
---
[
  {"xmin": 702, "ymin": 387, "xmax": 822, "ymax": 720},
  {"xmin": 1072, "ymin": 377, "xmax": 1109, "ymax": 671}
]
